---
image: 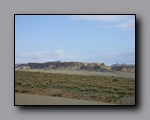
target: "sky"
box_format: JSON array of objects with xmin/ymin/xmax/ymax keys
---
[{"xmin": 15, "ymin": 15, "xmax": 135, "ymax": 65}]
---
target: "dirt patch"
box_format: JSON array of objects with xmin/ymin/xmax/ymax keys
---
[{"xmin": 15, "ymin": 93, "xmax": 116, "ymax": 105}]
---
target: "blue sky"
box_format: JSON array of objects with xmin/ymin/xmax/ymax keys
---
[{"xmin": 15, "ymin": 15, "xmax": 135, "ymax": 65}]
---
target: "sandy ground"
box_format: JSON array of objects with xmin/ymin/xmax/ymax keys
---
[
  {"xmin": 15, "ymin": 69, "xmax": 135, "ymax": 78},
  {"xmin": 15, "ymin": 93, "xmax": 117, "ymax": 105}
]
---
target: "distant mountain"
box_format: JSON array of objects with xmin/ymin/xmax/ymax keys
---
[
  {"xmin": 111, "ymin": 63, "xmax": 135, "ymax": 67},
  {"xmin": 111, "ymin": 63, "xmax": 135, "ymax": 73},
  {"xmin": 15, "ymin": 61, "xmax": 135, "ymax": 73},
  {"xmin": 15, "ymin": 64, "xmax": 20, "ymax": 68},
  {"xmin": 15, "ymin": 61, "xmax": 112, "ymax": 72},
  {"xmin": 29, "ymin": 61, "xmax": 112, "ymax": 72},
  {"xmin": 15, "ymin": 63, "xmax": 28, "ymax": 68}
]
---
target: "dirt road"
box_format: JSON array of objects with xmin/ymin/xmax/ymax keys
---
[{"xmin": 15, "ymin": 93, "xmax": 116, "ymax": 105}]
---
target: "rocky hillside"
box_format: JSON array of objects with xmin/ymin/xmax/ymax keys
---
[
  {"xmin": 15, "ymin": 61, "xmax": 135, "ymax": 73},
  {"xmin": 111, "ymin": 64, "xmax": 135, "ymax": 73},
  {"xmin": 27, "ymin": 62, "xmax": 112, "ymax": 72}
]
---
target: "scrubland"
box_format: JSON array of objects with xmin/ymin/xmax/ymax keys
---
[{"xmin": 15, "ymin": 70, "xmax": 135, "ymax": 105}]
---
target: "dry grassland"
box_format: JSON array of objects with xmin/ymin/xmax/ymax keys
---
[{"xmin": 15, "ymin": 70, "xmax": 135, "ymax": 105}]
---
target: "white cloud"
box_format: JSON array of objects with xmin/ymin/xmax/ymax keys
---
[
  {"xmin": 102, "ymin": 20, "xmax": 135, "ymax": 30},
  {"xmin": 15, "ymin": 50, "xmax": 135, "ymax": 65},
  {"xmin": 55, "ymin": 49, "xmax": 64, "ymax": 56},
  {"xmin": 15, "ymin": 50, "xmax": 76, "ymax": 63},
  {"xmin": 69, "ymin": 15, "xmax": 135, "ymax": 30},
  {"xmin": 69, "ymin": 15, "xmax": 134, "ymax": 22},
  {"xmin": 116, "ymin": 20, "xmax": 135, "ymax": 30},
  {"xmin": 72, "ymin": 52, "xmax": 135, "ymax": 65}
]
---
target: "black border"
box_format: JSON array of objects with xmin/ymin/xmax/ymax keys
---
[{"xmin": 14, "ymin": 14, "xmax": 136, "ymax": 107}]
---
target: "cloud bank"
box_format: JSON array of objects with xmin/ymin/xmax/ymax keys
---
[
  {"xmin": 69, "ymin": 15, "xmax": 135, "ymax": 30},
  {"xmin": 69, "ymin": 15, "xmax": 134, "ymax": 22},
  {"xmin": 15, "ymin": 50, "xmax": 135, "ymax": 65},
  {"xmin": 102, "ymin": 20, "xmax": 135, "ymax": 30},
  {"xmin": 15, "ymin": 50, "xmax": 76, "ymax": 63}
]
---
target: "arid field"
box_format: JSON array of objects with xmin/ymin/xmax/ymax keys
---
[
  {"xmin": 15, "ymin": 70, "xmax": 135, "ymax": 105},
  {"xmin": 15, "ymin": 93, "xmax": 117, "ymax": 105}
]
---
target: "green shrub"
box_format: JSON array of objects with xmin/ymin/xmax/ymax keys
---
[
  {"xmin": 52, "ymin": 93, "xmax": 62, "ymax": 97},
  {"xmin": 112, "ymin": 78, "xmax": 118, "ymax": 82},
  {"xmin": 15, "ymin": 82, "xmax": 22, "ymax": 85}
]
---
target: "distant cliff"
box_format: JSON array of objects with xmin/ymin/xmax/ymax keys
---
[
  {"xmin": 27, "ymin": 62, "xmax": 112, "ymax": 72},
  {"xmin": 16, "ymin": 61, "xmax": 135, "ymax": 73},
  {"xmin": 111, "ymin": 63, "xmax": 135, "ymax": 73}
]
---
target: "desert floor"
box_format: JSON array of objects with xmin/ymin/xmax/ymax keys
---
[
  {"xmin": 16, "ymin": 69, "xmax": 135, "ymax": 78},
  {"xmin": 15, "ymin": 93, "xmax": 117, "ymax": 105}
]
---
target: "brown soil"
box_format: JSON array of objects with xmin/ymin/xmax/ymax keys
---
[{"xmin": 15, "ymin": 93, "xmax": 117, "ymax": 105}]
